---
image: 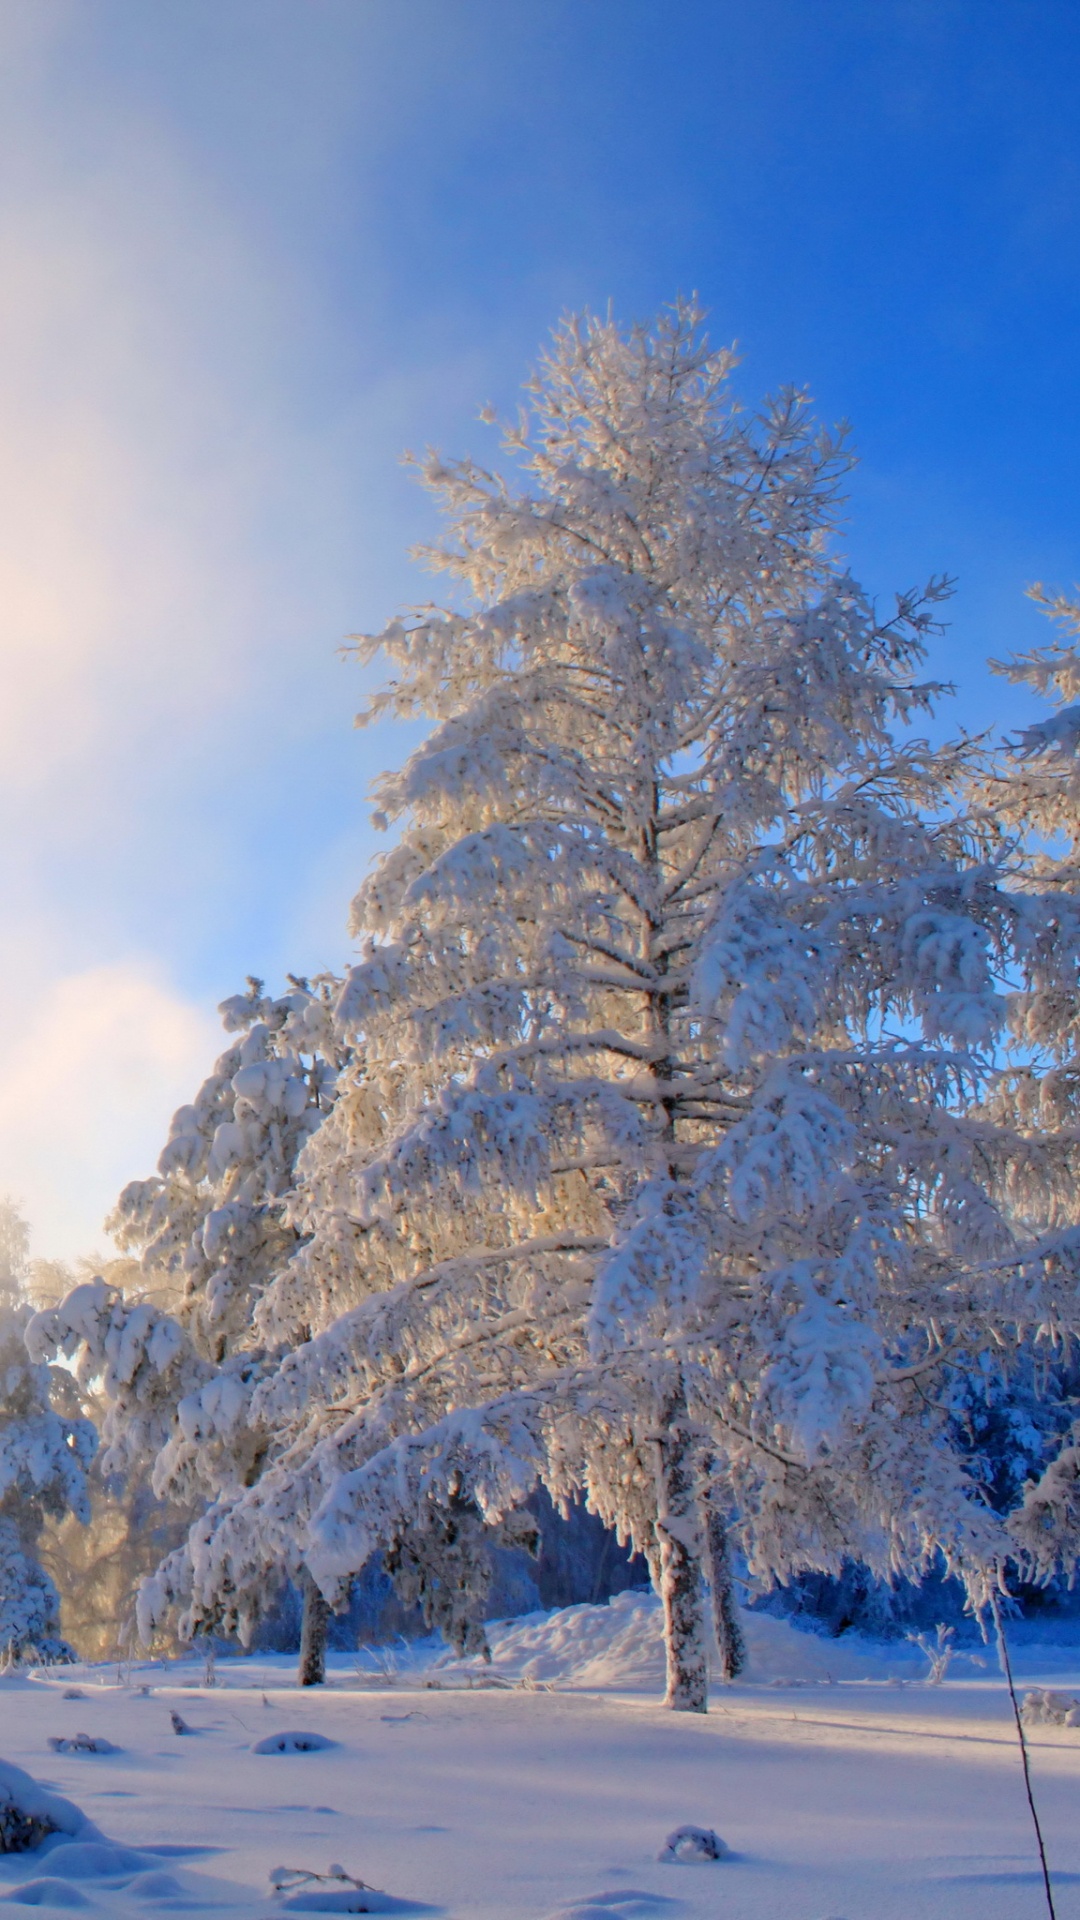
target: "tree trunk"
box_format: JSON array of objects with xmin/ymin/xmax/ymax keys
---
[
  {"xmin": 298, "ymin": 1569, "xmax": 329, "ymax": 1687},
  {"xmin": 704, "ymin": 1502, "xmax": 746, "ymax": 1682},
  {"xmin": 653, "ymin": 1388, "xmax": 708, "ymax": 1713}
]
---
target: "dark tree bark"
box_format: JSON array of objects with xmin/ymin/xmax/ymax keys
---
[
  {"xmin": 653, "ymin": 1385, "xmax": 708, "ymax": 1713},
  {"xmin": 298, "ymin": 1569, "xmax": 329, "ymax": 1687},
  {"xmin": 704, "ymin": 1502, "xmax": 746, "ymax": 1681}
]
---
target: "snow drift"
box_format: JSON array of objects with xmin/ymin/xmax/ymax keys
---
[{"xmin": 437, "ymin": 1590, "xmax": 935, "ymax": 1689}]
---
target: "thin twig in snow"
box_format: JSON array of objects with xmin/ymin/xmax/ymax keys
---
[{"xmin": 991, "ymin": 1589, "xmax": 1056, "ymax": 1920}]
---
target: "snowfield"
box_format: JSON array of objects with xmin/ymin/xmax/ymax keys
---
[{"xmin": 1, "ymin": 1596, "xmax": 1079, "ymax": 1918}]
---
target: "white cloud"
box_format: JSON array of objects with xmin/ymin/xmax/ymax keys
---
[{"xmin": 0, "ymin": 961, "xmax": 219, "ymax": 1261}]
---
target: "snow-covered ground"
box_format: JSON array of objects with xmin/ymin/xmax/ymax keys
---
[{"xmin": 2, "ymin": 1593, "xmax": 1080, "ymax": 1917}]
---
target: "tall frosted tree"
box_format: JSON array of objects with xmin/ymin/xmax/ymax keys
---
[{"xmin": 51, "ymin": 307, "xmax": 1080, "ymax": 1709}]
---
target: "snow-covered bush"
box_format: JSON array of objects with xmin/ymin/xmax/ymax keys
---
[
  {"xmin": 253, "ymin": 1731, "xmax": 335, "ymax": 1754},
  {"xmin": 658, "ymin": 1826, "xmax": 730, "ymax": 1863},
  {"xmin": 47, "ymin": 1733, "xmax": 120, "ymax": 1755},
  {"xmin": 0, "ymin": 1759, "xmax": 89, "ymax": 1853},
  {"xmin": 1021, "ymin": 1688, "xmax": 1080, "ymax": 1727},
  {"xmin": 150, "ymin": 302, "xmax": 1080, "ymax": 1713}
]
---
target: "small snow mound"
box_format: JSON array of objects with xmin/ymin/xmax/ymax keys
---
[
  {"xmin": 0, "ymin": 1881, "xmax": 94, "ymax": 1909},
  {"xmin": 40, "ymin": 1841, "xmax": 148, "ymax": 1880},
  {"xmin": 124, "ymin": 1869, "xmax": 186, "ymax": 1899},
  {"xmin": 0, "ymin": 1761, "xmax": 90, "ymax": 1855},
  {"xmin": 657, "ymin": 1825, "xmax": 730, "ymax": 1863},
  {"xmin": 254, "ymin": 1731, "xmax": 335, "ymax": 1755},
  {"xmin": 46, "ymin": 1736, "xmax": 118, "ymax": 1756}
]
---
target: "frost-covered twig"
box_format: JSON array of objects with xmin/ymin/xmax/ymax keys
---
[
  {"xmin": 905, "ymin": 1622, "xmax": 955, "ymax": 1685},
  {"xmin": 269, "ymin": 1863, "xmax": 376, "ymax": 1894},
  {"xmin": 991, "ymin": 1590, "xmax": 1057, "ymax": 1920}
]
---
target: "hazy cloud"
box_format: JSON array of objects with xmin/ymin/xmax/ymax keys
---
[{"xmin": 0, "ymin": 961, "xmax": 219, "ymax": 1259}]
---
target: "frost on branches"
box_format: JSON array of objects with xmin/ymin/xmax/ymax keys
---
[
  {"xmin": 972, "ymin": 587, "xmax": 1080, "ymax": 1591},
  {"xmin": 47, "ymin": 306, "xmax": 1080, "ymax": 1711},
  {"xmin": 27, "ymin": 980, "xmax": 344, "ymax": 1678},
  {"xmin": 0, "ymin": 1200, "xmax": 96, "ymax": 1660},
  {"xmin": 109, "ymin": 976, "xmax": 340, "ymax": 1362}
]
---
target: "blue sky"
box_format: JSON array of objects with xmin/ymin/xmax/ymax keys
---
[{"xmin": 4, "ymin": 0, "xmax": 1080, "ymax": 1255}]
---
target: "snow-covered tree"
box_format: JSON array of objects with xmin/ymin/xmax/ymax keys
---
[
  {"xmin": 960, "ymin": 586, "xmax": 1080, "ymax": 1589},
  {"xmin": 0, "ymin": 1203, "xmax": 96, "ymax": 1661},
  {"xmin": 28, "ymin": 978, "xmax": 345, "ymax": 1680},
  {"xmin": 57, "ymin": 305, "xmax": 1080, "ymax": 1710},
  {"xmin": 0, "ymin": 1199, "xmax": 29, "ymax": 1300}
]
